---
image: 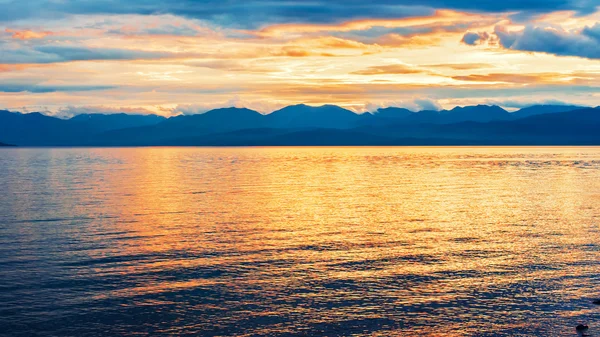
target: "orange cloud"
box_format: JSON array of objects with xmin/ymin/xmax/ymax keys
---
[
  {"xmin": 0, "ymin": 64, "xmax": 43, "ymax": 72},
  {"xmin": 352, "ymin": 64, "xmax": 433, "ymax": 75},
  {"xmin": 451, "ymin": 73, "xmax": 584, "ymax": 84},
  {"xmin": 375, "ymin": 33, "xmax": 443, "ymax": 47},
  {"xmin": 275, "ymin": 36, "xmax": 382, "ymax": 56},
  {"xmin": 5, "ymin": 29, "xmax": 53, "ymax": 40},
  {"xmin": 185, "ymin": 60, "xmax": 278, "ymax": 73},
  {"xmin": 425, "ymin": 63, "xmax": 494, "ymax": 70},
  {"xmin": 305, "ymin": 36, "xmax": 375, "ymax": 49},
  {"xmin": 251, "ymin": 10, "xmax": 499, "ymax": 38},
  {"xmin": 268, "ymin": 46, "xmax": 340, "ymax": 57}
]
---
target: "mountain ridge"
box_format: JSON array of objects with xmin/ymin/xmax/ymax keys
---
[{"xmin": 0, "ymin": 104, "xmax": 596, "ymax": 146}]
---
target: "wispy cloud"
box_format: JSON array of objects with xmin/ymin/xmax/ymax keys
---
[
  {"xmin": 5, "ymin": 28, "xmax": 53, "ymax": 39},
  {"xmin": 0, "ymin": 45, "xmax": 186, "ymax": 64},
  {"xmin": 0, "ymin": 83, "xmax": 116, "ymax": 93},
  {"xmin": 56, "ymin": 105, "xmax": 161, "ymax": 117},
  {"xmin": 352, "ymin": 64, "xmax": 434, "ymax": 75}
]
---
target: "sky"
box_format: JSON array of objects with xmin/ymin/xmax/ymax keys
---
[{"xmin": 0, "ymin": 0, "xmax": 599, "ymax": 116}]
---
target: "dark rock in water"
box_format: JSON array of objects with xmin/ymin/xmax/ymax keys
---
[{"xmin": 576, "ymin": 324, "xmax": 589, "ymax": 331}]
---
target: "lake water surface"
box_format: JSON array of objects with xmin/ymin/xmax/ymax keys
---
[{"xmin": 1, "ymin": 147, "xmax": 599, "ymax": 336}]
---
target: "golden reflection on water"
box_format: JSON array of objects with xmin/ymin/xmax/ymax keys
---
[{"xmin": 1, "ymin": 147, "xmax": 600, "ymax": 336}]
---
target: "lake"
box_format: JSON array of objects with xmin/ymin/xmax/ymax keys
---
[{"xmin": 1, "ymin": 147, "xmax": 599, "ymax": 336}]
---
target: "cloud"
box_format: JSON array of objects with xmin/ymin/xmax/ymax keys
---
[
  {"xmin": 459, "ymin": 23, "xmax": 600, "ymax": 59},
  {"xmin": 452, "ymin": 73, "xmax": 565, "ymax": 84},
  {"xmin": 252, "ymin": 10, "xmax": 495, "ymax": 38},
  {"xmin": 425, "ymin": 63, "xmax": 494, "ymax": 70},
  {"xmin": 185, "ymin": 60, "xmax": 277, "ymax": 73},
  {"xmin": 414, "ymin": 98, "xmax": 442, "ymax": 111},
  {"xmin": 352, "ymin": 64, "xmax": 430, "ymax": 75},
  {"xmin": 5, "ymin": 28, "xmax": 53, "ymax": 40},
  {"xmin": 55, "ymin": 105, "xmax": 159, "ymax": 117},
  {"xmin": 0, "ymin": 45, "xmax": 186, "ymax": 64},
  {"xmin": 365, "ymin": 98, "xmax": 441, "ymax": 112},
  {"xmin": 0, "ymin": 83, "xmax": 116, "ymax": 93},
  {"xmin": 0, "ymin": 1, "xmax": 596, "ymax": 27},
  {"xmin": 105, "ymin": 19, "xmax": 217, "ymax": 38},
  {"xmin": 583, "ymin": 23, "xmax": 600, "ymax": 40},
  {"xmin": 305, "ymin": 36, "xmax": 375, "ymax": 50},
  {"xmin": 461, "ymin": 31, "xmax": 489, "ymax": 45},
  {"xmin": 483, "ymin": 99, "xmax": 583, "ymax": 109},
  {"xmin": 136, "ymin": 24, "xmax": 202, "ymax": 37},
  {"xmin": 0, "ymin": 64, "xmax": 42, "ymax": 72},
  {"xmin": 493, "ymin": 24, "xmax": 600, "ymax": 59},
  {"xmin": 36, "ymin": 45, "xmax": 172, "ymax": 61}
]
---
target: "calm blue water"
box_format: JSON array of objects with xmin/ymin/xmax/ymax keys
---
[{"xmin": 1, "ymin": 147, "xmax": 599, "ymax": 336}]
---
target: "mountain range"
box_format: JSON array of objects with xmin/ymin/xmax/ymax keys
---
[{"xmin": 0, "ymin": 104, "xmax": 598, "ymax": 146}]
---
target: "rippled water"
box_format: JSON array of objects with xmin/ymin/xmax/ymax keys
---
[{"xmin": 1, "ymin": 147, "xmax": 600, "ymax": 337}]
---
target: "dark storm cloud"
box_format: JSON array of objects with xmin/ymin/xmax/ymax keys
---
[{"xmin": 0, "ymin": 1, "xmax": 597, "ymax": 27}]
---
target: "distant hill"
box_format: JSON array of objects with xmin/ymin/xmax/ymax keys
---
[
  {"xmin": 373, "ymin": 107, "xmax": 414, "ymax": 119},
  {"xmin": 363, "ymin": 107, "xmax": 415, "ymax": 127},
  {"xmin": 365, "ymin": 105, "xmax": 513, "ymax": 125},
  {"xmin": 69, "ymin": 113, "xmax": 166, "ymax": 132},
  {"xmin": 0, "ymin": 110, "xmax": 165, "ymax": 146},
  {"xmin": 1, "ymin": 104, "xmax": 598, "ymax": 146},
  {"xmin": 266, "ymin": 104, "xmax": 364, "ymax": 128},
  {"xmin": 92, "ymin": 107, "xmax": 267, "ymax": 146},
  {"xmin": 428, "ymin": 107, "xmax": 600, "ymax": 144},
  {"xmin": 370, "ymin": 105, "xmax": 511, "ymax": 125},
  {"xmin": 91, "ymin": 105, "xmax": 366, "ymax": 145},
  {"xmin": 0, "ymin": 141, "xmax": 15, "ymax": 146},
  {"xmin": 510, "ymin": 105, "xmax": 583, "ymax": 119},
  {"xmin": 0, "ymin": 110, "xmax": 87, "ymax": 146},
  {"xmin": 439, "ymin": 105, "xmax": 511, "ymax": 123}
]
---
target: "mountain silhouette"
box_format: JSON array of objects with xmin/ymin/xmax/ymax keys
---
[
  {"xmin": 94, "ymin": 107, "xmax": 266, "ymax": 146},
  {"xmin": 429, "ymin": 107, "xmax": 600, "ymax": 144},
  {"xmin": 0, "ymin": 110, "xmax": 166, "ymax": 146},
  {"xmin": 373, "ymin": 107, "xmax": 414, "ymax": 119},
  {"xmin": 439, "ymin": 105, "xmax": 510, "ymax": 123},
  {"xmin": 69, "ymin": 113, "xmax": 166, "ymax": 132},
  {"xmin": 365, "ymin": 105, "xmax": 512, "ymax": 125},
  {"xmin": 398, "ymin": 105, "xmax": 510, "ymax": 124},
  {"xmin": 362, "ymin": 107, "xmax": 415, "ymax": 127},
  {"xmin": 510, "ymin": 105, "xmax": 583, "ymax": 119},
  {"xmin": 266, "ymin": 104, "xmax": 364, "ymax": 128},
  {"xmin": 0, "ymin": 110, "xmax": 88, "ymax": 146},
  {"xmin": 1, "ymin": 104, "xmax": 598, "ymax": 146}
]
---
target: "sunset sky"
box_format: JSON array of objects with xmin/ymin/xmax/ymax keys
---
[{"xmin": 1, "ymin": 0, "xmax": 599, "ymax": 116}]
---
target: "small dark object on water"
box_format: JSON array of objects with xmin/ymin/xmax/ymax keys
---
[
  {"xmin": 593, "ymin": 299, "xmax": 600, "ymax": 305},
  {"xmin": 576, "ymin": 324, "xmax": 589, "ymax": 332}
]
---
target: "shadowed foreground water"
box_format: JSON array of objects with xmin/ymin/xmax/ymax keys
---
[{"xmin": 1, "ymin": 147, "xmax": 599, "ymax": 337}]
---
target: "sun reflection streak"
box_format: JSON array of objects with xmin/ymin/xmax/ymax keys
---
[{"xmin": 2, "ymin": 147, "xmax": 600, "ymax": 336}]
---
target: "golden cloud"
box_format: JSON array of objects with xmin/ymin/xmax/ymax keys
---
[{"xmin": 5, "ymin": 29, "xmax": 53, "ymax": 40}]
